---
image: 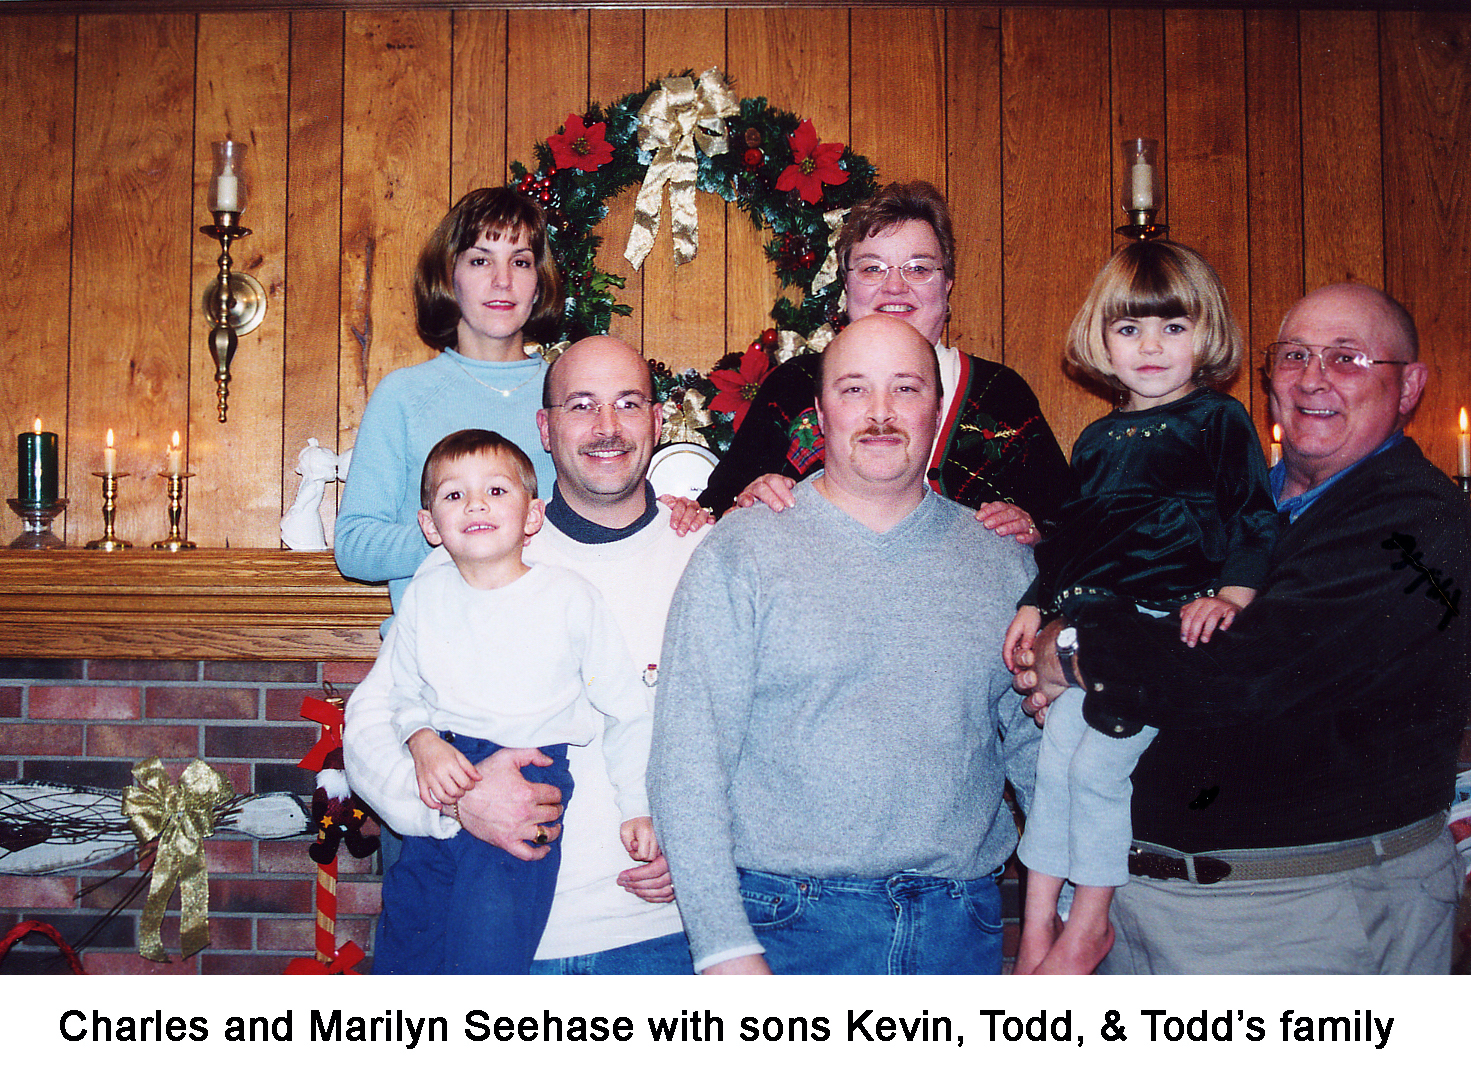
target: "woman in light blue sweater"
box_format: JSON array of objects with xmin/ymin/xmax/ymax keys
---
[{"xmin": 335, "ymin": 187, "xmax": 565, "ymax": 613}]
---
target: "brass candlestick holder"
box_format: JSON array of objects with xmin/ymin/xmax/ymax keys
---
[
  {"xmin": 152, "ymin": 473, "xmax": 196, "ymax": 551},
  {"xmin": 1115, "ymin": 209, "xmax": 1168, "ymax": 241},
  {"xmin": 199, "ymin": 140, "xmax": 265, "ymax": 424},
  {"xmin": 85, "ymin": 473, "xmax": 131, "ymax": 550},
  {"xmin": 7, "ymin": 498, "xmax": 67, "ymax": 549}
]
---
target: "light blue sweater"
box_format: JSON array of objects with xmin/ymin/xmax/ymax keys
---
[{"xmin": 334, "ymin": 348, "xmax": 554, "ymax": 613}]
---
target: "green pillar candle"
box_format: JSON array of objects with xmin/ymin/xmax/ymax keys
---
[{"xmin": 18, "ymin": 424, "xmax": 59, "ymax": 505}]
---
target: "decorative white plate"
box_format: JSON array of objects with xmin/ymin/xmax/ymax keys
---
[{"xmin": 648, "ymin": 442, "xmax": 720, "ymax": 502}]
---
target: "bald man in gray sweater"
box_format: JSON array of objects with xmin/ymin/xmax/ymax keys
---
[{"xmin": 648, "ymin": 316, "xmax": 1039, "ymax": 975}]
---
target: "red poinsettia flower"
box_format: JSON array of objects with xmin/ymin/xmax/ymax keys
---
[
  {"xmin": 709, "ymin": 343, "xmax": 775, "ymax": 430},
  {"xmin": 547, "ymin": 114, "xmax": 614, "ymax": 173},
  {"xmin": 775, "ymin": 119, "xmax": 848, "ymax": 204}
]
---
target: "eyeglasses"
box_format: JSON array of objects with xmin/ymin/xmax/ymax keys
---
[
  {"xmin": 848, "ymin": 258, "xmax": 944, "ymax": 287},
  {"xmin": 545, "ymin": 394, "xmax": 653, "ymax": 419},
  {"xmin": 1264, "ymin": 341, "xmax": 1410, "ymax": 379}
]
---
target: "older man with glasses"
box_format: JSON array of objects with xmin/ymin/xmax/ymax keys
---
[{"xmin": 1016, "ymin": 282, "xmax": 1469, "ymax": 974}]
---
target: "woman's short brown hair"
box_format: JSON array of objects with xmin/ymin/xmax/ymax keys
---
[
  {"xmin": 1066, "ymin": 240, "xmax": 1243, "ymax": 391},
  {"xmin": 836, "ymin": 180, "xmax": 957, "ymax": 282},
  {"xmin": 413, "ymin": 187, "xmax": 564, "ymax": 351}
]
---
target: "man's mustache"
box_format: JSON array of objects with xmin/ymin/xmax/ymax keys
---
[{"xmin": 580, "ymin": 437, "xmax": 637, "ymax": 455}]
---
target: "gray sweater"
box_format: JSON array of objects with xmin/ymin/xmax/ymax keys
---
[{"xmin": 648, "ymin": 479, "xmax": 1039, "ymax": 968}]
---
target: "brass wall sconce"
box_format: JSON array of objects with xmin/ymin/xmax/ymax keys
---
[
  {"xmin": 199, "ymin": 140, "xmax": 266, "ymax": 422},
  {"xmin": 1116, "ymin": 137, "xmax": 1168, "ymax": 241}
]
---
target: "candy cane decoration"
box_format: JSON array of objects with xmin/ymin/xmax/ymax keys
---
[{"xmin": 286, "ymin": 690, "xmax": 377, "ymax": 974}]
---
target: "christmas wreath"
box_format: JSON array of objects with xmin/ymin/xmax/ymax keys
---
[{"xmin": 511, "ymin": 68, "xmax": 878, "ymax": 454}]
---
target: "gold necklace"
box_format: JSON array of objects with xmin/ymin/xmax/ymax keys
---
[{"xmin": 455, "ymin": 354, "xmax": 545, "ymax": 398}]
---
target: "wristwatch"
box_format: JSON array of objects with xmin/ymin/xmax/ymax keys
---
[{"xmin": 1055, "ymin": 626, "xmax": 1082, "ymax": 688}]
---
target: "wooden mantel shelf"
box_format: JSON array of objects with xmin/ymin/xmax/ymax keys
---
[{"xmin": 0, "ymin": 549, "xmax": 391, "ymax": 660}]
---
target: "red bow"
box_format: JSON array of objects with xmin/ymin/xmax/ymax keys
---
[
  {"xmin": 284, "ymin": 940, "xmax": 365, "ymax": 975},
  {"xmin": 297, "ymin": 695, "xmax": 345, "ymax": 772}
]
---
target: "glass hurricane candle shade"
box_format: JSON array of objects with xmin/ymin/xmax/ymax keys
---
[
  {"xmin": 1121, "ymin": 138, "xmax": 1160, "ymax": 214},
  {"xmin": 209, "ymin": 141, "xmax": 249, "ymax": 214}
]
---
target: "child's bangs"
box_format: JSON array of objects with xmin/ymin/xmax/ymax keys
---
[
  {"xmin": 1102, "ymin": 255, "xmax": 1201, "ymax": 323},
  {"xmin": 1104, "ymin": 274, "xmax": 1193, "ymax": 322}
]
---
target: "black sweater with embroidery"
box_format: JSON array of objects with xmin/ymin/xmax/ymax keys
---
[{"xmin": 698, "ymin": 350, "xmax": 1074, "ymax": 528}]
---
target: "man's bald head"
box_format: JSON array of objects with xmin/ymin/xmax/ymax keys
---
[
  {"xmin": 542, "ymin": 335, "xmax": 654, "ymax": 408},
  {"xmin": 1270, "ymin": 282, "xmax": 1428, "ymax": 497},
  {"xmin": 820, "ymin": 314, "xmax": 943, "ymax": 406},
  {"xmin": 1279, "ymin": 282, "xmax": 1418, "ymax": 366}
]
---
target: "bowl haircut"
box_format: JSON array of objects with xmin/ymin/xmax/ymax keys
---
[{"xmin": 1066, "ymin": 240, "xmax": 1243, "ymax": 392}]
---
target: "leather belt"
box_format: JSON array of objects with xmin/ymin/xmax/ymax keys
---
[{"xmin": 1127, "ymin": 813, "xmax": 1447, "ymax": 885}]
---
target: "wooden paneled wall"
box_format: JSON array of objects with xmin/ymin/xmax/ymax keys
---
[{"xmin": 1, "ymin": 5, "xmax": 1467, "ymax": 548}]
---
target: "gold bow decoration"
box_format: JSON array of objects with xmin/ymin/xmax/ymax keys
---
[
  {"xmin": 122, "ymin": 757, "xmax": 234, "ymax": 961},
  {"xmin": 624, "ymin": 68, "xmax": 740, "ymax": 271},
  {"xmin": 809, "ymin": 208, "xmax": 851, "ymax": 295},
  {"xmin": 530, "ymin": 340, "xmax": 572, "ymax": 365},
  {"xmin": 660, "ymin": 389, "xmax": 715, "ymax": 447},
  {"xmin": 774, "ymin": 324, "xmax": 838, "ymax": 364}
]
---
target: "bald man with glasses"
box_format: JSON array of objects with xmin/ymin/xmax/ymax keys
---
[{"xmin": 1016, "ymin": 283, "xmax": 1469, "ymax": 974}]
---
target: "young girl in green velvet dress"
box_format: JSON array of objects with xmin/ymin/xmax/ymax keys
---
[{"xmin": 1004, "ymin": 241, "xmax": 1279, "ymax": 974}]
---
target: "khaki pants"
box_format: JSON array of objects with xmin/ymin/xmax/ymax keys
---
[{"xmin": 1099, "ymin": 829, "xmax": 1463, "ymax": 974}]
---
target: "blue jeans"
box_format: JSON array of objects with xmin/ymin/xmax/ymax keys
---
[
  {"xmin": 530, "ymin": 931, "xmax": 695, "ymax": 975},
  {"xmin": 373, "ymin": 735, "xmax": 571, "ymax": 975},
  {"xmin": 737, "ymin": 867, "xmax": 1004, "ymax": 974}
]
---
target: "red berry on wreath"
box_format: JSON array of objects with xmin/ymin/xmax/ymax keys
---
[
  {"xmin": 759, "ymin": 328, "xmax": 779, "ymax": 349},
  {"xmin": 799, "ymin": 251, "xmax": 817, "ymax": 268},
  {"xmin": 743, "ymin": 148, "xmax": 764, "ymax": 170}
]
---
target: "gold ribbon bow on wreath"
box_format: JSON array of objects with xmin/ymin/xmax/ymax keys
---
[
  {"xmin": 624, "ymin": 68, "xmax": 740, "ymax": 271},
  {"xmin": 774, "ymin": 324, "xmax": 838, "ymax": 364},
  {"xmin": 123, "ymin": 757, "xmax": 234, "ymax": 961},
  {"xmin": 660, "ymin": 389, "xmax": 715, "ymax": 447},
  {"xmin": 808, "ymin": 207, "xmax": 851, "ymax": 295}
]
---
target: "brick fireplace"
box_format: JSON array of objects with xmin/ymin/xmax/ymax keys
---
[{"xmin": 0, "ymin": 551, "xmax": 390, "ymax": 973}]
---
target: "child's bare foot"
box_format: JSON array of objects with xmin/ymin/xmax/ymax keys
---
[
  {"xmin": 1014, "ymin": 913, "xmax": 1062, "ymax": 975},
  {"xmin": 1032, "ymin": 918, "xmax": 1114, "ymax": 975}
]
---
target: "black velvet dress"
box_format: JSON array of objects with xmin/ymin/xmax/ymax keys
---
[{"xmin": 1025, "ymin": 388, "xmax": 1279, "ymax": 617}]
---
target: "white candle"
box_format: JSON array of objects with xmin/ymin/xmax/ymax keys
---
[
  {"xmin": 1270, "ymin": 423, "xmax": 1282, "ymax": 467},
  {"xmin": 103, "ymin": 428, "xmax": 117, "ymax": 476},
  {"xmin": 1129, "ymin": 161, "xmax": 1155, "ymax": 211},
  {"xmin": 1458, "ymin": 407, "xmax": 1469, "ymax": 477},
  {"xmin": 212, "ymin": 174, "xmax": 240, "ymax": 212},
  {"xmin": 167, "ymin": 430, "xmax": 183, "ymax": 476}
]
